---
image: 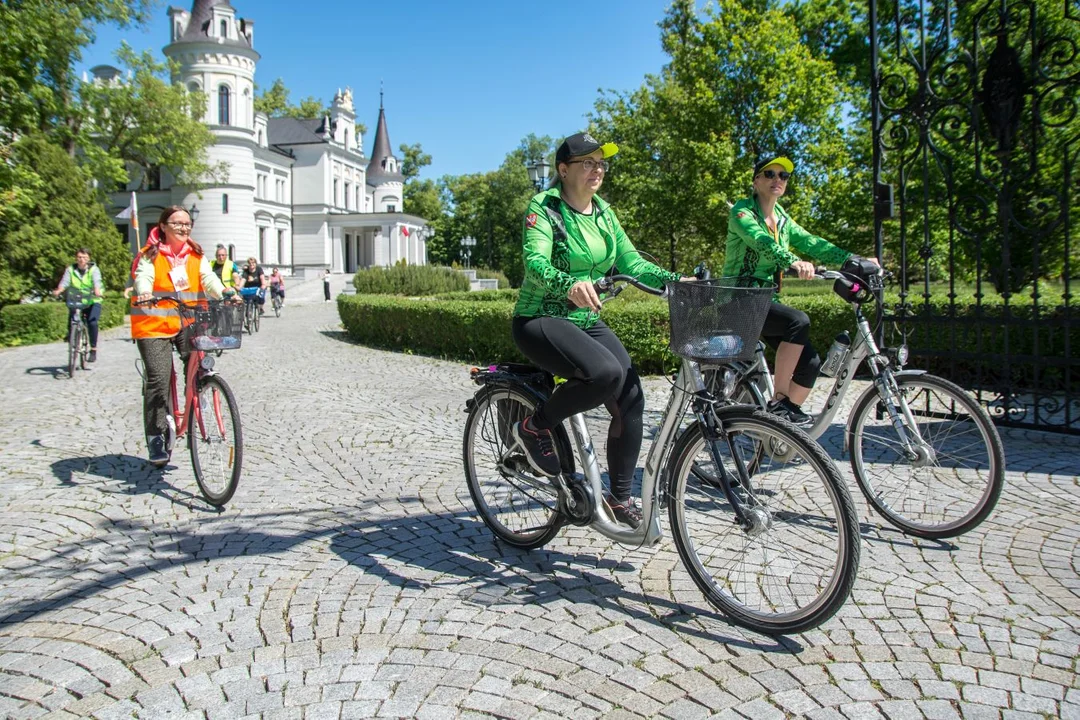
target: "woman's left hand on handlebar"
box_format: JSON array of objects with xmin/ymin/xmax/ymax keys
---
[
  {"xmin": 790, "ymin": 260, "xmax": 816, "ymax": 280},
  {"xmin": 568, "ymin": 280, "xmax": 602, "ymax": 312}
]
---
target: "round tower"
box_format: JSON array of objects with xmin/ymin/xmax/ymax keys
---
[
  {"xmin": 164, "ymin": 0, "xmax": 260, "ymax": 258},
  {"xmin": 366, "ymin": 94, "xmax": 404, "ymax": 214}
]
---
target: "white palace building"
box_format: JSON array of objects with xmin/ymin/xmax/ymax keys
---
[{"xmin": 102, "ymin": 0, "xmax": 431, "ymax": 277}]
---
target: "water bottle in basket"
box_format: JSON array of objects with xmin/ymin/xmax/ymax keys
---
[{"xmin": 682, "ymin": 335, "xmax": 744, "ymax": 360}]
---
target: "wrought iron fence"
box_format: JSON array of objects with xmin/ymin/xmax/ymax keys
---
[{"xmin": 871, "ymin": 0, "xmax": 1080, "ymax": 432}]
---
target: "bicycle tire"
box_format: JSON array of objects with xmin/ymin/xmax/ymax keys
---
[
  {"xmin": 189, "ymin": 374, "xmax": 243, "ymax": 506},
  {"xmin": 463, "ymin": 384, "xmax": 567, "ymax": 549},
  {"xmin": 667, "ymin": 407, "xmax": 860, "ymax": 635},
  {"xmin": 78, "ymin": 323, "xmax": 89, "ymax": 370},
  {"xmin": 848, "ymin": 372, "xmax": 1005, "ymax": 539},
  {"xmin": 254, "ymin": 303, "xmax": 261, "ymax": 332},
  {"xmin": 273, "ymin": 296, "xmax": 281, "ymax": 317},
  {"xmin": 67, "ymin": 323, "xmax": 81, "ymax": 378}
]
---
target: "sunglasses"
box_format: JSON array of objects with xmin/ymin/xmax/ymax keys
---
[{"xmin": 759, "ymin": 170, "xmax": 791, "ymax": 181}]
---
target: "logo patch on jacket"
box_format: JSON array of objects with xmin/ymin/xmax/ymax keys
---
[
  {"xmin": 737, "ymin": 212, "xmax": 746, "ymax": 218},
  {"xmin": 525, "ymin": 213, "xmax": 538, "ymax": 228}
]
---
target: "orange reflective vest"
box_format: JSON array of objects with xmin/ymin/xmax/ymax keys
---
[{"xmin": 130, "ymin": 251, "xmax": 205, "ymax": 339}]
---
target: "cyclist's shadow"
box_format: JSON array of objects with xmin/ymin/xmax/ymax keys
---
[
  {"xmin": 25, "ymin": 366, "xmax": 71, "ymax": 380},
  {"xmin": 49, "ymin": 452, "xmax": 205, "ymax": 506}
]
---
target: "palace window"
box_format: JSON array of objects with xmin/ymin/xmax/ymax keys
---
[
  {"xmin": 222, "ymin": 193, "xmax": 229, "ymax": 214},
  {"xmin": 218, "ymin": 85, "xmax": 230, "ymax": 125},
  {"xmin": 220, "ymin": 19, "xmax": 228, "ymax": 38}
]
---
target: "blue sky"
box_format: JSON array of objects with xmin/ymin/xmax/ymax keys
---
[{"xmin": 78, "ymin": 0, "xmax": 674, "ymax": 180}]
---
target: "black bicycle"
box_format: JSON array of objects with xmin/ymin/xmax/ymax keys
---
[{"xmin": 62, "ymin": 289, "xmax": 94, "ymax": 378}]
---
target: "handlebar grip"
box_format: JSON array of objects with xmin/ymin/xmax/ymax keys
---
[{"xmin": 783, "ymin": 266, "xmax": 827, "ymax": 278}]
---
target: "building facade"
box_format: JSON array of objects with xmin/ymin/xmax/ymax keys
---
[{"xmin": 106, "ymin": 0, "xmax": 430, "ymax": 277}]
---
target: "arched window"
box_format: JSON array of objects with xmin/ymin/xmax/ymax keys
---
[
  {"xmin": 218, "ymin": 85, "xmax": 230, "ymax": 125},
  {"xmin": 220, "ymin": 19, "xmax": 228, "ymax": 38},
  {"xmin": 228, "ymin": 244, "xmax": 236, "ymax": 260}
]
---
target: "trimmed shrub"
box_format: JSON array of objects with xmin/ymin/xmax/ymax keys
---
[
  {"xmin": 0, "ymin": 299, "xmax": 128, "ymax": 346},
  {"xmin": 350, "ymin": 265, "xmax": 468, "ymax": 295},
  {"xmin": 474, "ymin": 268, "xmax": 511, "ymax": 289},
  {"xmin": 434, "ymin": 289, "xmax": 519, "ymax": 303}
]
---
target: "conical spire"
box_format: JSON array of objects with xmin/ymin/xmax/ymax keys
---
[
  {"xmin": 366, "ymin": 98, "xmax": 403, "ymax": 186},
  {"xmin": 174, "ymin": 0, "xmax": 250, "ymax": 47}
]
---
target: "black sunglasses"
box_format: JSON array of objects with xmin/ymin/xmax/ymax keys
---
[{"xmin": 759, "ymin": 170, "xmax": 791, "ymax": 181}]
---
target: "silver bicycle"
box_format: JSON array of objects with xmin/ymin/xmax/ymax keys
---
[
  {"xmin": 463, "ymin": 273, "xmax": 860, "ymax": 635},
  {"xmin": 711, "ymin": 263, "xmax": 1005, "ymax": 539}
]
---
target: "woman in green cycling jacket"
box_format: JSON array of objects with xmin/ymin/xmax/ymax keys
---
[
  {"xmin": 511, "ymin": 132, "xmax": 681, "ymax": 529},
  {"xmin": 723, "ymin": 154, "xmax": 874, "ymax": 424}
]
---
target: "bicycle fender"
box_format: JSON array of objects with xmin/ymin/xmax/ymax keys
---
[{"xmin": 843, "ymin": 369, "xmax": 928, "ymax": 453}]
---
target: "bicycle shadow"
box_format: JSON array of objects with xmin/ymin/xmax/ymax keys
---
[
  {"xmin": 48, "ymin": 452, "xmax": 207, "ymax": 508},
  {"xmin": 25, "ymin": 366, "xmax": 71, "ymax": 380}
]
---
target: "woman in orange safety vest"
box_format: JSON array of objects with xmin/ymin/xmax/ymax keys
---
[{"xmin": 131, "ymin": 205, "xmax": 232, "ymax": 467}]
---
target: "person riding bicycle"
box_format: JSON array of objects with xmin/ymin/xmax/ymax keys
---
[
  {"xmin": 268, "ymin": 268, "xmax": 285, "ymax": 305},
  {"xmin": 511, "ymin": 132, "xmax": 683, "ymax": 529},
  {"xmin": 52, "ymin": 248, "xmax": 104, "ymax": 362},
  {"xmin": 132, "ymin": 205, "xmax": 232, "ymax": 467},
  {"xmin": 241, "ymin": 257, "xmax": 267, "ymax": 314},
  {"xmin": 723, "ymin": 153, "xmax": 876, "ymax": 425},
  {"xmin": 211, "ymin": 245, "xmax": 242, "ymax": 291}
]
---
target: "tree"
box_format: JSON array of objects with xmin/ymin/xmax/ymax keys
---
[
  {"xmin": 77, "ymin": 44, "xmax": 227, "ymax": 191},
  {"xmin": 399, "ymin": 142, "xmax": 432, "ymax": 181},
  {"xmin": 0, "ymin": 136, "xmax": 131, "ymax": 306},
  {"xmin": 253, "ymin": 78, "xmax": 290, "ymax": 118},
  {"xmin": 0, "ymin": 0, "xmax": 151, "ymax": 147}
]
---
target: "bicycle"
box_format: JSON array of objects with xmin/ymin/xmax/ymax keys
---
[
  {"xmin": 463, "ymin": 271, "xmax": 861, "ymax": 635},
  {"xmin": 270, "ymin": 287, "xmax": 283, "ymax": 317},
  {"xmin": 239, "ymin": 287, "xmax": 261, "ymax": 334},
  {"xmin": 62, "ymin": 289, "xmax": 93, "ymax": 378},
  {"xmin": 710, "ymin": 262, "xmax": 1005, "ymax": 540},
  {"xmin": 134, "ymin": 295, "xmax": 245, "ymax": 506}
]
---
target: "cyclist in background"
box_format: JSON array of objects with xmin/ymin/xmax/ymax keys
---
[
  {"xmin": 268, "ymin": 268, "xmax": 285, "ymax": 306},
  {"xmin": 132, "ymin": 205, "xmax": 232, "ymax": 466},
  {"xmin": 724, "ymin": 153, "xmax": 875, "ymax": 425},
  {"xmin": 211, "ymin": 245, "xmax": 242, "ymax": 291},
  {"xmin": 52, "ymin": 248, "xmax": 104, "ymax": 362},
  {"xmin": 241, "ymin": 257, "xmax": 267, "ymax": 315},
  {"xmin": 511, "ymin": 132, "xmax": 684, "ymax": 529}
]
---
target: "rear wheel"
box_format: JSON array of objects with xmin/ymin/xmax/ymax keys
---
[
  {"xmin": 667, "ymin": 407, "xmax": 860, "ymax": 635},
  {"xmin": 189, "ymin": 374, "xmax": 243, "ymax": 506},
  {"xmin": 463, "ymin": 385, "xmax": 565, "ymax": 549},
  {"xmin": 849, "ymin": 372, "xmax": 1004, "ymax": 539},
  {"xmin": 67, "ymin": 323, "xmax": 81, "ymax": 378}
]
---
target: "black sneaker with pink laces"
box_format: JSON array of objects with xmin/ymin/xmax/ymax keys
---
[
  {"xmin": 605, "ymin": 494, "xmax": 643, "ymax": 529},
  {"xmin": 512, "ymin": 416, "xmax": 561, "ymax": 477}
]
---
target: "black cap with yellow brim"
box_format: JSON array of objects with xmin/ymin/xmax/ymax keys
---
[
  {"xmin": 754, "ymin": 155, "xmax": 795, "ymax": 175},
  {"xmin": 556, "ymin": 132, "xmax": 619, "ymax": 164}
]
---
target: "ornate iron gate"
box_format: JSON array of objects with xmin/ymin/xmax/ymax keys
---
[{"xmin": 870, "ymin": 0, "xmax": 1080, "ymax": 432}]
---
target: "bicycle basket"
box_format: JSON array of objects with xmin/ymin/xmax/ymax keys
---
[
  {"xmin": 667, "ymin": 279, "xmax": 776, "ymax": 363},
  {"xmin": 65, "ymin": 289, "xmax": 94, "ymax": 309},
  {"xmin": 189, "ymin": 301, "xmax": 244, "ymax": 351}
]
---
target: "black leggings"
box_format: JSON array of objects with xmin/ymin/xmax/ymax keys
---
[
  {"xmin": 512, "ymin": 316, "xmax": 643, "ymax": 501},
  {"xmin": 761, "ymin": 302, "xmax": 821, "ymax": 388}
]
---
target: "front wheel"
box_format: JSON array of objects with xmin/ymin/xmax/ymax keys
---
[
  {"xmin": 848, "ymin": 372, "xmax": 1005, "ymax": 539},
  {"xmin": 189, "ymin": 374, "xmax": 243, "ymax": 506},
  {"xmin": 78, "ymin": 323, "xmax": 90, "ymax": 370},
  {"xmin": 463, "ymin": 385, "xmax": 565, "ymax": 549},
  {"xmin": 272, "ymin": 295, "xmax": 281, "ymax": 317},
  {"xmin": 667, "ymin": 408, "xmax": 860, "ymax": 635},
  {"xmin": 253, "ymin": 302, "xmax": 261, "ymax": 332},
  {"xmin": 244, "ymin": 303, "xmax": 254, "ymax": 335},
  {"xmin": 67, "ymin": 323, "xmax": 81, "ymax": 378}
]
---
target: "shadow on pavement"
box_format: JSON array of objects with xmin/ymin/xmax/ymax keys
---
[
  {"xmin": 25, "ymin": 366, "xmax": 71, "ymax": 380},
  {"xmin": 48, "ymin": 452, "xmax": 207, "ymax": 508},
  {"xmin": 0, "ymin": 502, "xmax": 802, "ymax": 652}
]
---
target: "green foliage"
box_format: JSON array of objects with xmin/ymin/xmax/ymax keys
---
[
  {"xmin": 253, "ymin": 79, "xmax": 344, "ymax": 125},
  {"xmin": 434, "ymin": 289, "xmax": 519, "ymax": 302},
  {"xmin": 0, "ymin": 298, "xmax": 127, "ymax": 346},
  {"xmin": 77, "ymin": 44, "xmax": 226, "ymax": 190},
  {"xmin": 349, "ymin": 264, "xmax": 468, "ymax": 295},
  {"xmin": 399, "ymin": 142, "xmax": 432, "ymax": 181},
  {"xmin": 0, "ymin": 135, "xmax": 131, "ymax": 306}
]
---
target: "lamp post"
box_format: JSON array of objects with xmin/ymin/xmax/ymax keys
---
[
  {"xmin": 460, "ymin": 236, "xmax": 476, "ymax": 269},
  {"xmin": 526, "ymin": 158, "xmax": 550, "ymax": 192},
  {"xmin": 188, "ymin": 203, "xmax": 200, "ymax": 226}
]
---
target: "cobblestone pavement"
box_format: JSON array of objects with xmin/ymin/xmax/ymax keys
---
[{"xmin": 1, "ymin": 301, "xmax": 1077, "ymax": 720}]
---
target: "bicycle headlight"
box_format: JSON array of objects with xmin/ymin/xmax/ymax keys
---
[
  {"xmin": 886, "ymin": 345, "xmax": 909, "ymax": 368},
  {"xmin": 200, "ymin": 355, "xmax": 215, "ymax": 371}
]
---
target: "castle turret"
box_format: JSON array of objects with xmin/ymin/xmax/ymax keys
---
[{"xmin": 366, "ymin": 94, "xmax": 404, "ymax": 213}]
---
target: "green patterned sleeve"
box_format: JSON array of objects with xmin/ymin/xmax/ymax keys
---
[
  {"xmin": 522, "ymin": 199, "xmax": 577, "ymax": 298},
  {"xmin": 610, "ymin": 211, "xmax": 681, "ymax": 288},
  {"xmin": 729, "ymin": 206, "xmax": 800, "ymax": 271},
  {"xmin": 786, "ymin": 217, "xmax": 852, "ymax": 267}
]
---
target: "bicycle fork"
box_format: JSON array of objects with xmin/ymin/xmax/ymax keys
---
[{"xmin": 871, "ymin": 370, "xmax": 937, "ymax": 466}]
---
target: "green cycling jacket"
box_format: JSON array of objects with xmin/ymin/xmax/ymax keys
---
[
  {"xmin": 514, "ymin": 188, "xmax": 680, "ymax": 328},
  {"xmin": 722, "ymin": 195, "xmax": 851, "ymax": 286}
]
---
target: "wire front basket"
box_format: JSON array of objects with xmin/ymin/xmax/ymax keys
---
[
  {"xmin": 667, "ymin": 279, "xmax": 776, "ymax": 363},
  {"xmin": 188, "ymin": 301, "xmax": 244, "ymax": 351},
  {"xmin": 64, "ymin": 289, "xmax": 95, "ymax": 309}
]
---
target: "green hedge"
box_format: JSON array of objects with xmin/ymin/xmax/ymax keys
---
[
  {"xmin": 0, "ymin": 299, "xmax": 128, "ymax": 346},
  {"xmin": 339, "ymin": 289, "xmax": 1074, "ymax": 381},
  {"xmin": 474, "ymin": 268, "xmax": 511, "ymax": 289},
  {"xmin": 350, "ymin": 264, "xmax": 469, "ymax": 295}
]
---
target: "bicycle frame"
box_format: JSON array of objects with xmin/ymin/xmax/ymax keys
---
[{"xmin": 564, "ymin": 358, "xmax": 712, "ymax": 547}]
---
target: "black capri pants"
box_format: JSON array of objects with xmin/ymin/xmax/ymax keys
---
[
  {"xmin": 511, "ymin": 315, "xmax": 644, "ymax": 501},
  {"xmin": 761, "ymin": 301, "xmax": 821, "ymax": 388}
]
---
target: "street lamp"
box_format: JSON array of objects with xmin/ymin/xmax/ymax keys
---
[
  {"xmin": 188, "ymin": 203, "xmax": 200, "ymax": 225},
  {"xmin": 526, "ymin": 158, "xmax": 550, "ymax": 192},
  {"xmin": 460, "ymin": 235, "xmax": 476, "ymax": 269}
]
